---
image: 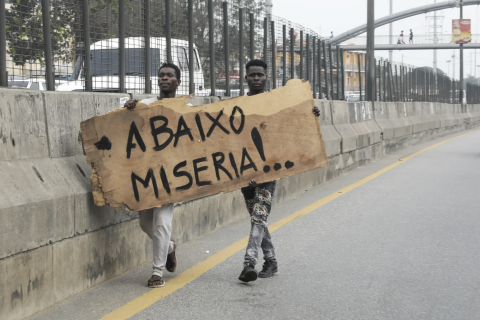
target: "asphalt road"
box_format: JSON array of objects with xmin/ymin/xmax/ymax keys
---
[{"xmin": 31, "ymin": 129, "xmax": 480, "ymax": 320}]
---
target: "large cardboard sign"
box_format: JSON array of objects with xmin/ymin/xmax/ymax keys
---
[{"xmin": 80, "ymin": 80, "xmax": 327, "ymax": 211}]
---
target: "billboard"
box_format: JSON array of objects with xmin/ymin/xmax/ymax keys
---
[{"xmin": 452, "ymin": 19, "xmax": 471, "ymax": 44}]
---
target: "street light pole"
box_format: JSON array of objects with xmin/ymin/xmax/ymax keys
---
[
  {"xmin": 367, "ymin": 0, "xmax": 375, "ymax": 106},
  {"xmin": 459, "ymin": 0, "xmax": 464, "ymax": 107},
  {"xmin": 389, "ymin": 0, "xmax": 393, "ymax": 63}
]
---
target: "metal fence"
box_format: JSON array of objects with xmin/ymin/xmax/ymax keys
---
[{"xmin": 1, "ymin": 0, "xmax": 479, "ymax": 103}]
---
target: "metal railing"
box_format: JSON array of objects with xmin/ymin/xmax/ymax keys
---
[
  {"xmin": 344, "ymin": 34, "xmax": 480, "ymax": 46},
  {"xmin": 1, "ymin": 0, "xmax": 479, "ymax": 103}
]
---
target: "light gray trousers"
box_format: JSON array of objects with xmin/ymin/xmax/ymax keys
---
[{"xmin": 139, "ymin": 204, "xmax": 175, "ymax": 277}]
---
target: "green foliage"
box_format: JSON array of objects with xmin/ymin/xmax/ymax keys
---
[{"xmin": 5, "ymin": 0, "xmax": 77, "ymax": 66}]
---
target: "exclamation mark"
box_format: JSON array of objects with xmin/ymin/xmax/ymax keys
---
[
  {"xmin": 251, "ymin": 127, "xmax": 270, "ymax": 173},
  {"xmin": 251, "ymin": 127, "xmax": 295, "ymax": 173}
]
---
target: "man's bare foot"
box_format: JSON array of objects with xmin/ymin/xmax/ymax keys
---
[{"xmin": 147, "ymin": 275, "xmax": 165, "ymax": 288}]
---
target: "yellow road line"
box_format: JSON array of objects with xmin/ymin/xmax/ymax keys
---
[{"xmin": 100, "ymin": 130, "xmax": 476, "ymax": 320}]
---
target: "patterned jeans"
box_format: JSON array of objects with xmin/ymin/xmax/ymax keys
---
[{"xmin": 241, "ymin": 181, "xmax": 277, "ymax": 267}]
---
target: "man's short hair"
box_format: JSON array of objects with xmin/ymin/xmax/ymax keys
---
[
  {"xmin": 245, "ymin": 59, "xmax": 268, "ymax": 73},
  {"xmin": 158, "ymin": 62, "xmax": 181, "ymax": 80}
]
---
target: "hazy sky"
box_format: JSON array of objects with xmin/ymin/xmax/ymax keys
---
[{"xmin": 272, "ymin": 0, "xmax": 480, "ymax": 79}]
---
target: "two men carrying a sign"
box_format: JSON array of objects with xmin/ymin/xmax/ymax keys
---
[{"xmin": 118, "ymin": 59, "xmax": 321, "ymax": 287}]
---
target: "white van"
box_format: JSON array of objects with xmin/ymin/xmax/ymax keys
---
[{"xmin": 57, "ymin": 37, "xmax": 207, "ymax": 95}]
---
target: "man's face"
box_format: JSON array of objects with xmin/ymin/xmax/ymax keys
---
[
  {"xmin": 245, "ymin": 66, "xmax": 267, "ymax": 92},
  {"xmin": 158, "ymin": 67, "xmax": 180, "ymax": 94}
]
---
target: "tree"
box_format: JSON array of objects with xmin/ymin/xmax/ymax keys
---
[{"xmin": 6, "ymin": 0, "xmax": 76, "ymax": 67}]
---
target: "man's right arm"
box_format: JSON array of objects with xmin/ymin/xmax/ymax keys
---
[{"xmin": 124, "ymin": 99, "xmax": 138, "ymax": 111}]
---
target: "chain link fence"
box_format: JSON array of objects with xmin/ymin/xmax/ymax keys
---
[{"xmin": 1, "ymin": 0, "xmax": 479, "ymax": 103}]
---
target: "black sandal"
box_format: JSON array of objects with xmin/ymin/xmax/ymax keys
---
[{"xmin": 147, "ymin": 275, "xmax": 165, "ymax": 288}]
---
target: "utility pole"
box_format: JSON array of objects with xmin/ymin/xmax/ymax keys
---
[
  {"xmin": 433, "ymin": 0, "xmax": 437, "ymax": 99},
  {"xmin": 367, "ymin": 0, "xmax": 375, "ymax": 106},
  {"xmin": 433, "ymin": 0, "xmax": 437, "ymax": 73},
  {"xmin": 389, "ymin": 0, "xmax": 393, "ymax": 63},
  {"xmin": 459, "ymin": 0, "xmax": 464, "ymax": 108}
]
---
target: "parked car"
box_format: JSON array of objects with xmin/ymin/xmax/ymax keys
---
[
  {"xmin": 7, "ymin": 76, "xmax": 69, "ymax": 91},
  {"xmin": 8, "ymin": 77, "xmax": 47, "ymax": 91},
  {"xmin": 347, "ymin": 93, "xmax": 361, "ymax": 102}
]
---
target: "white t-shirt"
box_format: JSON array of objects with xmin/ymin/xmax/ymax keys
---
[
  {"xmin": 140, "ymin": 97, "xmax": 160, "ymax": 104},
  {"xmin": 139, "ymin": 97, "xmax": 193, "ymax": 106}
]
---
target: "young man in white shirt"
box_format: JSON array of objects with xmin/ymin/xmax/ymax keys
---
[{"xmin": 123, "ymin": 62, "xmax": 183, "ymax": 288}]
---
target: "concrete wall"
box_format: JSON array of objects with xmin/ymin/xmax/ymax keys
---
[{"xmin": 1, "ymin": 88, "xmax": 480, "ymax": 320}]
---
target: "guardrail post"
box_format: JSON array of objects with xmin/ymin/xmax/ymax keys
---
[
  {"xmin": 282, "ymin": 24, "xmax": 286, "ymax": 86},
  {"xmin": 312, "ymin": 37, "xmax": 316, "ymax": 98},
  {"xmin": 41, "ymin": 0, "xmax": 54, "ymax": 90},
  {"xmin": 329, "ymin": 43, "xmax": 334, "ymax": 100},
  {"xmin": 239, "ymin": 8, "xmax": 244, "ymax": 96},
  {"xmin": 300, "ymin": 31, "xmax": 303, "ymax": 79},
  {"xmin": 336, "ymin": 48, "xmax": 340, "ymax": 100},
  {"xmin": 188, "ymin": 0, "xmax": 194, "ymax": 94},
  {"xmin": 374, "ymin": 58, "xmax": 377, "ymax": 102},
  {"xmin": 318, "ymin": 40, "xmax": 322, "ymax": 98},
  {"xmin": 323, "ymin": 41, "xmax": 329, "ymax": 100},
  {"xmin": 82, "ymin": 0, "xmax": 92, "ymax": 91},
  {"xmin": 250, "ymin": 13, "xmax": 255, "ymax": 61},
  {"xmin": 271, "ymin": 20, "xmax": 276, "ymax": 89},
  {"xmin": 394, "ymin": 64, "xmax": 399, "ymax": 101},
  {"xmin": 223, "ymin": 1, "xmax": 230, "ymax": 96},
  {"xmin": 166, "ymin": 0, "xmax": 172, "ymax": 63},
  {"xmin": 290, "ymin": 28, "xmax": 294, "ymax": 80},
  {"xmin": 119, "ymin": 0, "xmax": 125, "ymax": 93},
  {"xmin": 263, "ymin": 17, "xmax": 267, "ymax": 62},
  {"xmin": 399, "ymin": 65, "xmax": 403, "ymax": 102},
  {"xmin": 0, "ymin": 0, "xmax": 7, "ymax": 87},
  {"xmin": 341, "ymin": 49, "xmax": 345, "ymax": 100},
  {"xmin": 208, "ymin": 0, "xmax": 215, "ymax": 96},
  {"xmin": 306, "ymin": 34, "xmax": 310, "ymax": 82},
  {"xmin": 144, "ymin": 0, "xmax": 151, "ymax": 93},
  {"xmin": 358, "ymin": 53, "xmax": 362, "ymax": 101}
]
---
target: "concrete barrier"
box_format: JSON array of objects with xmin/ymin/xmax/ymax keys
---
[
  {"xmin": 348, "ymin": 101, "xmax": 382, "ymax": 148},
  {"xmin": 314, "ymin": 100, "xmax": 341, "ymax": 158},
  {"xmin": 407, "ymin": 102, "xmax": 436, "ymax": 134},
  {"xmin": 2, "ymin": 88, "xmax": 480, "ymax": 320},
  {"xmin": 374, "ymin": 102, "xmax": 412, "ymax": 140},
  {"xmin": 331, "ymin": 100, "xmax": 357, "ymax": 153},
  {"xmin": 436, "ymin": 103, "xmax": 460, "ymax": 129},
  {"xmin": 467, "ymin": 104, "xmax": 480, "ymax": 127},
  {"xmin": 0, "ymin": 89, "xmax": 48, "ymax": 161}
]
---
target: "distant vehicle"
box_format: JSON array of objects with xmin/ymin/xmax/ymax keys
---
[
  {"xmin": 57, "ymin": 37, "xmax": 207, "ymax": 95},
  {"xmin": 8, "ymin": 77, "xmax": 47, "ymax": 91},
  {"xmin": 8, "ymin": 75, "xmax": 70, "ymax": 90},
  {"xmin": 347, "ymin": 93, "xmax": 361, "ymax": 102}
]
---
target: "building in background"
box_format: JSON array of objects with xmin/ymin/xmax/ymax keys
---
[{"xmin": 343, "ymin": 50, "xmax": 366, "ymax": 95}]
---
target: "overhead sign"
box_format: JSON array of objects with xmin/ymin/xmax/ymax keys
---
[
  {"xmin": 452, "ymin": 19, "xmax": 471, "ymax": 44},
  {"xmin": 80, "ymin": 80, "xmax": 328, "ymax": 211}
]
